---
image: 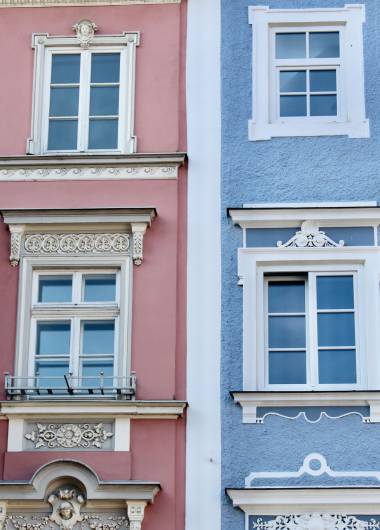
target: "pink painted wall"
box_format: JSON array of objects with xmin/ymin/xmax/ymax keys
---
[
  {"xmin": 0, "ymin": 3, "xmax": 185, "ymax": 155},
  {"xmin": 0, "ymin": 2, "xmax": 187, "ymax": 529}
]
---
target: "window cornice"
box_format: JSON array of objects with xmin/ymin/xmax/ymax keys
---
[{"xmin": 0, "ymin": 0, "xmax": 180, "ymax": 6}]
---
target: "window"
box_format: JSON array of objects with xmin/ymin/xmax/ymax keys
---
[
  {"xmin": 249, "ymin": 5, "xmax": 369, "ymax": 140},
  {"xmin": 28, "ymin": 24, "xmax": 139, "ymax": 154},
  {"xmin": 30, "ymin": 270, "xmax": 121, "ymax": 392},
  {"xmin": 265, "ymin": 273, "xmax": 358, "ymax": 388}
]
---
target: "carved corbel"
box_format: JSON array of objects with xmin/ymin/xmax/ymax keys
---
[
  {"xmin": 131, "ymin": 223, "xmax": 148, "ymax": 266},
  {"xmin": 0, "ymin": 502, "xmax": 7, "ymax": 530},
  {"xmin": 9, "ymin": 225, "xmax": 25, "ymax": 267},
  {"xmin": 126, "ymin": 501, "xmax": 147, "ymax": 530}
]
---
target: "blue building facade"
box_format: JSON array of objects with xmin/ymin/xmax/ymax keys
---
[{"xmin": 220, "ymin": 1, "xmax": 380, "ymax": 529}]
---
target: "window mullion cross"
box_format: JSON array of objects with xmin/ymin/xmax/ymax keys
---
[
  {"xmin": 78, "ymin": 50, "xmax": 91, "ymax": 152},
  {"xmin": 308, "ymin": 273, "xmax": 319, "ymax": 388}
]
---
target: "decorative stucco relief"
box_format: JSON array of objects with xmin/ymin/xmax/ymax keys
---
[
  {"xmin": 277, "ymin": 221, "xmax": 344, "ymax": 248},
  {"xmin": 6, "ymin": 513, "xmax": 128, "ymax": 530},
  {"xmin": 72, "ymin": 20, "xmax": 98, "ymax": 48},
  {"xmin": 24, "ymin": 423, "xmax": 114, "ymax": 450},
  {"xmin": 24, "ymin": 233, "xmax": 130, "ymax": 256},
  {"xmin": 251, "ymin": 514, "xmax": 380, "ymax": 530}
]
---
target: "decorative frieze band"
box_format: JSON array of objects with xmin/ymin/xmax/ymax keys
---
[
  {"xmin": 24, "ymin": 423, "xmax": 114, "ymax": 450},
  {"xmin": 251, "ymin": 514, "xmax": 380, "ymax": 530},
  {"xmin": 0, "ymin": 165, "xmax": 178, "ymax": 181},
  {"xmin": 24, "ymin": 233, "xmax": 131, "ymax": 256},
  {"xmin": 0, "ymin": 0, "xmax": 180, "ymax": 6}
]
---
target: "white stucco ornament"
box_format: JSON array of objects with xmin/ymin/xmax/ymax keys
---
[
  {"xmin": 73, "ymin": 19, "xmax": 98, "ymax": 48},
  {"xmin": 48, "ymin": 487, "xmax": 85, "ymax": 530},
  {"xmin": 277, "ymin": 220, "xmax": 344, "ymax": 248}
]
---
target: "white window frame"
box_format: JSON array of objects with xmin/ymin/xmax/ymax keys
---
[
  {"xmin": 238, "ymin": 246, "xmax": 380, "ymax": 392},
  {"xmin": 28, "ymin": 30, "xmax": 139, "ymax": 155},
  {"xmin": 262, "ymin": 268, "xmax": 362, "ymax": 391},
  {"xmin": 15, "ymin": 256, "xmax": 133, "ymax": 389},
  {"xmin": 248, "ymin": 4, "xmax": 369, "ymax": 140}
]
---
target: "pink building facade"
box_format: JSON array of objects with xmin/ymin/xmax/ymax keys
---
[{"xmin": 0, "ymin": 2, "xmax": 187, "ymax": 530}]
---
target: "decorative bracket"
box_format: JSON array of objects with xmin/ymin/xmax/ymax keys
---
[
  {"xmin": 277, "ymin": 220, "xmax": 344, "ymax": 248},
  {"xmin": 9, "ymin": 225, "xmax": 24, "ymax": 267},
  {"xmin": 126, "ymin": 501, "xmax": 146, "ymax": 530},
  {"xmin": 131, "ymin": 223, "xmax": 148, "ymax": 266},
  {"xmin": 0, "ymin": 503, "xmax": 7, "ymax": 530},
  {"xmin": 72, "ymin": 19, "xmax": 98, "ymax": 48}
]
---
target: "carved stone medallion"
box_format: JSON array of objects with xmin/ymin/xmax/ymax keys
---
[
  {"xmin": 72, "ymin": 20, "xmax": 98, "ymax": 48},
  {"xmin": 25, "ymin": 423, "xmax": 114, "ymax": 450}
]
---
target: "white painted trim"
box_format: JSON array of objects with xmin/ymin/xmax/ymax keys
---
[
  {"xmin": 229, "ymin": 206, "xmax": 380, "ymax": 228},
  {"xmin": 242, "ymin": 202, "xmax": 377, "ymax": 209},
  {"xmin": 186, "ymin": 0, "xmax": 221, "ymax": 529},
  {"xmin": 28, "ymin": 31, "xmax": 139, "ymax": 155},
  {"xmin": 248, "ymin": 4, "xmax": 369, "ymax": 140},
  {"xmin": 226, "ymin": 487, "xmax": 380, "ymax": 516},
  {"xmin": 232, "ymin": 391, "xmax": 380, "ymax": 423}
]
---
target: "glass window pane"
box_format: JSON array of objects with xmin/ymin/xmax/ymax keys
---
[
  {"xmin": 318, "ymin": 349, "xmax": 357, "ymax": 384},
  {"xmin": 269, "ymin": 316, "xmax": 306, "ymax": 348},
  {"xmin": 280, "ymin": 96, "xmax": 307, "ymax": 117},
  {"xmin": 310, "ymin": 95, "xmax": 337, "ymax": 116},
  {"xmin": 88, "ymin": 119, "xmax": 118, "ymax": 149},
  {"xmin": 280, "ymin": 71, "xmax": 306, "ymax": 93},
  {"xmin": 36, "ymin": 322, "xmax": 71, "ymax": 355},
  {"xmin": 317, "ymin": 276, "xmax": 354, "ymax": 310},
  {"xmin": 90, "ymin": 87, "xmax": 119, "ymax": 116},
  {"xmin": 310, "ymin": 70, "xmax": 337, "ymax": 92},
  {"xmin": 82, "ymin": 361, "xmax": 114, "ymax": 387},
  {"xmin": 82, "ymin": 321, "xmax": 115, "ymax": 355},
  {"xmin": 38, "ymin": 276, "xmax": 72, "ymax": 303},
  {"xmin": 91, "ymin": 53, "xmax": 120, "ymax": 83},
  {"xmin": 51, "ymin": 54, "xmax": 80, "ymax": 84},
  {"xmin": 269, "ymin": 351, "xmax": 306, "ymax": 384},
  {"xmin": 83, "ymin": 275, "xmax": 116, "ymax": 302},
  {"xmin": 35, "ymin": 361, "xmax": 70, "ymax": 388},
  {"xmin": 49, "ymin": 87, "xmax": 79, "ymax": 117},
  {"xmin": 309, "ymin": 32, "xmax": 340, "ymax": 58},
  {"xmin": 48, "ymin": 120, "xmax": 78, "ymax": 150},
  {"xmin": 276, "ymin": 33, "xmax": 306, "ymax": 59},
  {"xmin": 318, "ymin": 313, "xmax": 355, "ymax": 347},
  {"xmin": 268, "ymin": 281, "xmax": 305, "ymax": 313}
]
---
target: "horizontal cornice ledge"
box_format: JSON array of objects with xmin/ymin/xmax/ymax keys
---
[
  {"xmin": 231, "ymin": 391, "xmax": 380, "ymax": 423},
  {"xmin": 0, "ymin": 400, "xmax": 187, "ymax": 419},
  {"xmin": 0, "ymin": 0, "xmax": 180, "ymax": 6},
  {"xmin": 0, "ymin": 153, "xmax": 186, "ymax": 181},
  {"xmin": 226, "ymin": 487, "xmax": 380, "ymax": 515}
]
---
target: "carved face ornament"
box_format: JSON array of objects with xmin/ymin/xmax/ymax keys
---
[{"xmin": 48, "ymin": 487, "xmax": 85, "ymax": 530}]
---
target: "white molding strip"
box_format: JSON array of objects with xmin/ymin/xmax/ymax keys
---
[
  {"xmin": 226, "ymin": 487, "xmax": 380, "ymax": 516},
  {"xmin": 186, "ymin": 0, "xmax": 221, "ymax": 529},
  {"xmin": 0, "ymin": 0, "xmax": 180, "ymax": 7},
  {"xmin": 232, "ymin": 391, "xmax": 380, "ymax": 423},
  {"xmin": 0, "ymin": 154, "xmax": 185, "ymax": 181}
]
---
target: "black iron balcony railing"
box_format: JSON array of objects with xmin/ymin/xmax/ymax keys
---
[{"xmin": 4, "ymin": 372, "xmax": 136, "ymax": 399}]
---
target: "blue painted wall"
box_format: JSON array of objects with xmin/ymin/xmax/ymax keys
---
[{"xmin": 221, "ymin": 1, "xmax": 380, "ymax": 529}]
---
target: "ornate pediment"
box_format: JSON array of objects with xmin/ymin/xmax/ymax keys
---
[{"xmin": 277, "ymin": 221, "xmax": 344, "ymax": 248}]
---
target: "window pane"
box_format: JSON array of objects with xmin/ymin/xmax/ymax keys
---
[
  {"xmin": 276, "ymin": 33, "xmax": 306, "ymax": 59},
  {"xmin": 90, "ymin": 87, "xmax": 119, "ymax": 116},
  {"xmin": 318, "ymin": 349, "xmax": 357, "ymax": 384},
  {"xmin": 317, "ymin": 276, "xmax": 354, "ymax": 310},
  {"xmin": 268, "ymin": 316, "xmax": 306, "ymax": 348},
  {"xmin": 82, "ymin": 321, "xmax": 115, "ymax": 355},
  {"xmin": 35, "ymin": 361, "xmax": 70, "ymax": 388},
  {"xmin": 82, "ymin": 361, "xmax": 114, "ymax": 387},
  {"xmin": 48, "ymin": 120, "xmax": 78, "ymax": 150},
  {"xmin": 280, "ymin": 96, "xmax": 307, "ymax": 117},
  {"xmin": 280, "ymin": 71, "xmax": 306, "ymax": 93},
  {"xmin": 36, "ymin": 322, "xmax": 71, "ymax": 355},
  {"xmin": 309, "ymin": 32, "xmax": 340, "ymax": 58},
  {"xmin": 268, "ymin": 281, "xmax": 305, "ymax": 313},
  {"xmin": 318, "ymin": 313, "xmax": 355, "ymax": 347},
  {"xmin": 49, "ymin": 87, "xmax": 79, "ymax": 117},
  {"xmin": 310, "ymin": 95, "xmax": 337, "ymax": 116},
  {"xmin": 83, "ymin": 275, "xmax": 116, "ymax": 302},
  {"xmin": 88, "ymin": 119, "xmax": 118, "ymax": 149},
  {"xmin": 269, "ymin": 351, "xmax": 306, "ymax": 384},
  {"xmin": 91, "ymin": 53, "xmax": 120, "ymax": 83},
  {"xmin": 51, "ymin": 54, "xmax": 80, "ymax": 84},
  {"xmin": 38, "ymin": 276, "xmax": 72, "ymax": 303},
  {"xmin": 310, "ymin": 70, "xmax": 337, "ymax": 92}
]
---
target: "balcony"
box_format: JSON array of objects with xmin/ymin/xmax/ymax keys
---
[{"xmin": 4, "ymin": 372, "xmax": 136, "ymax": 400}]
